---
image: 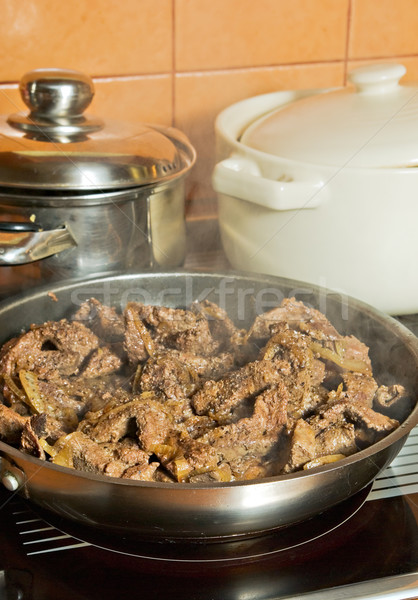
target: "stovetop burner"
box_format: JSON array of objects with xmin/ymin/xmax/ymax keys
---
[{"xmin": 30, "ymin": 484, "xmax": 371, "ymax": 563}]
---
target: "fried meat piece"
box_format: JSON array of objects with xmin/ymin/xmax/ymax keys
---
[
  {"xmin": 318, "ymin": 398, "xmax": 399, "ymax": 434},
  {"xmin": 20, "ymin": 417, "xmax": 46, "ymax": 459},
  {"xmin": 283, "ymin": 417, "xmax": 357, "ymax": 473},
  {"xmin": 0, "ymin": 403, "xmax": 28, "ymax": 444},
  {"xmin": 123, "ymin": 303, "xmax": 156, "ymax": 364},
  {"xmin": 260, "ymin": 325, "xmax": 327, "ymax": 421},
  {"xmin": 135, "ymin": 399, "xmax": 176, "ymax": 452},
  {"xmin": 51, "ymin": 431, "xmax": 157, "ymax": 481},
  {"xmin": 191, "ymin": 359, "xmax": 283, "ymax": 423},
  {"xmin": 80, "ymin": 346, "xmax": 123, "ymax": 378},
  {"xmin": 73, "ymin": 298, "xmax": 125, "ymax": 342},
  {"xmin": 199, "ymin": 381, "xmax": 288, "ymax": 464},
  {"xmin": 0, "ymin": 320, "xmax": 100, "ymax": 379},
  {"xmin": 138, "ymin": 349, "xmax": 235, "ymax": 401},
  {"xmin": 123, "ymin": 302, "xmax": 220, "ymax": 365},
  {"xmin": 250, "ymin": 297, "xmax": 341, "ymax": 342},
  {"xmin": 191, "ymin": 300, "xmax": 247, "ymax": 351},
  {"xmin": 88, "ymin": 399, "xmax": 146, "ymax": 444},
  {"xmin": 139, "ymin": 353, "xmax": 200, "ymax": 400},
  {"xmin": 342, "ymin": 372, "xmax": 378, "ymax": 408}
]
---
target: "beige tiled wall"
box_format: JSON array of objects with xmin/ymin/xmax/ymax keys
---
[{"xmin": 1, "ymin": 0, "xmax": 418, "ymax": 218}]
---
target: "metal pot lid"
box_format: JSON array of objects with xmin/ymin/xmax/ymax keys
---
[
  {"xmin": 241, "ymin": 63, "xmax": 418, "ymax": 169},
  {"xmin": 0, "ymin": 68, "xmax": 196, "ymax": 190}
]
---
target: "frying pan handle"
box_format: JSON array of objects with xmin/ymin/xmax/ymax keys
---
[
  {"xmin": 212, "ymin": 155, "xmax": 327, "ymax": 210},
  {"xmin": 0, "ymin": 222, "xmax": 77, "ymax": 265}
]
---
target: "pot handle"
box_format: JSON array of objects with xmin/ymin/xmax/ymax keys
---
[
  {"xmin": 0, "ymin": 222, "xmax": 77, "ymax": 265},
  {"xmin": 212, "ymin": 155, "xmax": 326, "ymax": 210}
]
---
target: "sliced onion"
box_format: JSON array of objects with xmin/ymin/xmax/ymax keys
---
[
  {"xmin": 310, "ymin": 341, "xmax": 370, "ymax": 373},
  {"xmin": 18, "ymin": 370, "xmax": 46, "ymax": 414},
  {"xmin": 303, "ymin": 453, "xmax": 346, "ymax": 470}
]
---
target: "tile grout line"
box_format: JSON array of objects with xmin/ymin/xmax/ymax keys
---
[
  {"xmin": 2, "ymin": 55, "xmax": 418, "ymax": 92},
  {"xmin": 344, "ymin": 0, "xmax": 353, "ymax": 84},
  {"xmin": 172, "ymin": 0, "xmax": 176, "ymax": 128}
]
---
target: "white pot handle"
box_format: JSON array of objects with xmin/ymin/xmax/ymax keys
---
[{"xmin": 212, "ymin": 155, "xmax": 326, "ymax": 211}]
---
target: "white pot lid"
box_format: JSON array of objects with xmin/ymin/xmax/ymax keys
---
[{"xmin": 241, "ymin": 63, "xmax": 418, "ymax": 169}]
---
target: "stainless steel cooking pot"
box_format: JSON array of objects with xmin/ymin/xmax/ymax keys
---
[
  {"xmin": 0, "ymin": 271, "xmax": 417, "ymax": 541},
  {"xmin": 0, "ymin": 69, "xmax": 196, "ymax": 295}
]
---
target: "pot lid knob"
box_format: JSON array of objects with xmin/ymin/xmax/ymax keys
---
[
  {"xmin": 348, "ymin": 63, "xmax": 407, "ymax": 95},
  {"xmin": 7, "ymin": 68, "xmax": 104, "ymax": 141}
]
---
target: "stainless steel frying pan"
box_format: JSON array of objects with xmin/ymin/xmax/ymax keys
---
[{"xmin": 0, "ymin": 271, "xmax": 417, "ymax": 540}]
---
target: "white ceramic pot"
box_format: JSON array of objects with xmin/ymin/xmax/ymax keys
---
[{"xmin": 213, "ymin": 64, "xmax": 418, "ymax": 315}]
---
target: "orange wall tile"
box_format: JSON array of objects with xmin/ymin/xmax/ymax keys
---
[
  {"xmin": 175, "ymin": 0, "xmax": 349, "ymax": 71},
  {"xmin": 349, "ymin": 0, "xmax": 418, "ymax": 59},
  {"xmin": 0, "ymin": 0, "xmax": 418, "ymax": 217},
  {"xmin": 92, "ymin": 76, "xmax": 173, "ymax": 126},
  {"xmin": 0, "ymin": 0, "xmax": 173, "ymax": 80},
  {"xmin": 0, "ymin": 86, "xmax": 23, "ymax": 115}
]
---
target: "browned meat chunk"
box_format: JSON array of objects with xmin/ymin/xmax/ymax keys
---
[
  {"xmin": 157, "ymin": 350, "xmax": 235, "ymax": 380},
  {"xmin": 113, "ymin": 437, "xmax": 151, "ymax": 466},
  {"xmin": 284, "ymin": 411, "xmax": 357, "ymax": 473},
  {"xmin": 283, "ymin": 419, "xmax": 317, "ymax": 472},
  {"xmin": 166, "ymin": 317, "xmax": 219, "ymax": 356},
  {"xmin": 318, "ymin": 397, "xmax": 399, "ymax": 434},
  {"xmin": 374, "ymin": 384, "xmax": 410, "ymax": 411},
  {"xmin": 254, "ymin": 297, "xmax": 373, "ymax": 377},
  {"xmin": 88, "ymin": 399, "xmax": 144, "ymax": 444},
  {"xmin": 73, "ymin": 298, "xmax": 125, "ymax": 342},
  {"xmin": 0, "ymin": 320, "xmax": 99, "ymax": 379},
  {"xmin": 81, "ymin": 346, "xmax": 123, "ymax": 378},
  {"xmin": 20, "ymin": 417, "xmax": 46, "ymax": 459},
  {"xmin": 191, "ymin": 359, "xmax": 283, "ymax": 423},
  {"xmin": 137, "ymin": 347, "xmax": 237, "ymax": 403},
  {"xmin": 122, "ymin": 463, "xmax": 159, "ymax": 481},
  {"xmin": 28, "ymin": 413, "xmax": 65, "ymax": 443},
  {"xmin": 123, "ymin": 303, "xmax": 156, "ymax": 364},
  {"xmin": 261, "ymin": 325, "xmax": 326, "ymax": 421},
  {"xmin": 123, "ymin": 301, "xmax": 220, "ymax": 361},
  {"xmin": 182, "ymin": 414, "xmax": 217, "ymax": 439},
  {"xmin": 191, "ymin": 300, "xmax": 247, "ymax": 351},
  {"xmin": 51, "ymin": 431, "xmax": 157, "ymax": 480},
  {"xmin": 342, "ymin": 372, "xmax": 378, "ymax": 407},
  {"xmin": 250, "ymin": 297, "xmax": 341, "ymax": 342},
  {"xmin": 314, "ymin": 422, "xmax": 356, "ymax": 457},
  {"xmin": 165, "ymin": 436, "xmax": 219, "ymax": 482},
  {"xmin": 135, "ymin": 399, "xmax": 176, "ymax": 452},
  {"xmin": 0, "ymin": 404, "xmax": 28, "ymax": 444},
  {"xmin": 199, "ymin": 382, "xmax": 288, "ymax": 470},
  {"xmin": 139, "ymin": 353, "xmax": 200, "ymax": 400},
  {"xmin": 60, "ymin": 432, "xmax": 129, "ymax": 477},
  {"xmin": 343, "ymin": 402, "xmax": 399, "ymax": 433},
  {"xmin": 19, "ymin": 412, "xmax": 66, "ymax": 459}
]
